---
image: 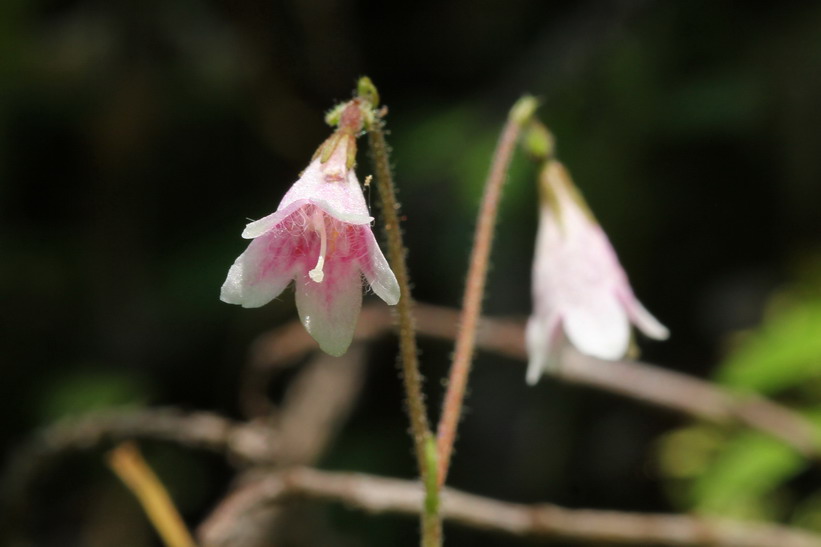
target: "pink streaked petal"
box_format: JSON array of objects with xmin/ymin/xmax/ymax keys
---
[
  {"xmin": 294, "ymin": 258, "xmax": 363, "ymax": 356},
  {"xmin": 563, "ymin": 291, "xmax": 630, "ymax": 361},
  {"xmin": 220, "ymin": 231, "xmax": 301, "ymax": 308},
  {"xmin": 526, "ymin": 314, "xmax": 563, "ymax": 385},
  {"xmin": 357, "ymin": 227, "xmax": 400, "ymax": 305}
]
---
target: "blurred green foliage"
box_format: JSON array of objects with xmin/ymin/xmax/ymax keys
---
[
  {"xmin": 718, "ymin": 298, "xmax": 821, "ymax": 395},
  {"xmin": 661, "ymin": 426, "xmax": 803, "ymax": 520},
  {"xmin": 36, "ymin": 369, "xmax": 149, "ymax": 425},
  {"xmin": 658, "ymin": 264, "xmax": 821, "ymax": 527}
]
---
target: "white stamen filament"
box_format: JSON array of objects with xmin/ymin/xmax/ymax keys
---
[{"xmin": 309, "ymin": 210, "xmax": 327, "ymax": 283}]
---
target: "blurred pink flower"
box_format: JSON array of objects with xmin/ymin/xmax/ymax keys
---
[
  {"xmin": 526, "ymin": 161, "xmax": 668, "ymax": 385},
  {"xmin": 220, "ymin": 133, "xmax": 399, "ymax": 356}
]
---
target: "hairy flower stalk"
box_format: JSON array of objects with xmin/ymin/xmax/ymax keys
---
[
  {"xmin": 526, "ymin": 125, "xmax": 669, "ymax": 384},
  {"xmin": 220, "ymin": 102, "xmax": 399, "ymax": 356},
  {"xmin": 357, "ymin": 77, "xmax": 441, "ymax": 547},
  {"xmin": 436, "ymin": 96, "xmax": 538, "ymax": 487}
]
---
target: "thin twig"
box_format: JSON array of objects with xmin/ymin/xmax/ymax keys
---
[
  {"xmin": 5, "ymin": 350, "xmax": 369, "ymax": 546},
  {"xmin": 0, "ymin": 406, "xmax": 280, "ymax": 532},
  {"xmin": 555, "ymin": 348, "xmax": 820, "ymax": 456},
  {"xmin": 4, "ymin": 407, "xmax": 281, "ymax": 468},
  {"xmin": 198, "ymin": 470, "xmax": 282, "ymax": 547},
  {"xmin": 362, "ymin": 81, "xmax": 440, "ymax": 545},
  {"xmin": 198, "ymin": 347, "xmax": 369, "ymax": 547},
  {"xmin": 275, "ymin": 344, "xmax": 368, "ymax": 464},
  {"xmin": 6, "ymin": 336, "xmax": 818, "ymax": 546},
  {"xmin": 436, "ymin": 97, "xmax": 536, "ymax": 485},
  {"xmin": 248, "ymin": 302, "xmax": 820, "ymax": 458},
  {"xmin": 203, "ymin": 466, "xmax": 821, "ymax": 547},
  {"xmin": 107, "ymin": 442, "xmax": 197, "ymax": 547}
]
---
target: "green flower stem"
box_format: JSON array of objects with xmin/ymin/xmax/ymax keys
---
[
  {"xmin": 361, "ymin": 79, "xmax": 442, "ymax": 547},
  {"xmin": 436, "ymin": 96, "xmax": 537, "ymax": 486},
  {"xmin": 423, "ymin": 432, "xmax": 441, "ymax": 543}
]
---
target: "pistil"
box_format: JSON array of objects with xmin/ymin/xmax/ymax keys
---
[{"xmin": 309, "ymin": 209, "xmax": 328, "ymax": 283}]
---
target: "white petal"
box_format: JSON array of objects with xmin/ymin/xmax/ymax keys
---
[
  {"xmin": 526, "ymin": 318, "xmax": 546, "ymax": 385},
  {"xmin": 625, "ymin": 296, "xmax": 669, "ymax": 340},
  {"xmin": 358, "ymin": 227, "xmax": 400, "ymax": 305},
  {"xmin": 220, "ymin": 232, "xmax": 297, "ymax": 308},
  {"xmin": 563, "ymin": 291, "xmax": 630, "ymax": 360},
  {"xmin": 278, "ymin": 160, "xmax": 373, "ymax": 226},
  {"xmin": 241, "ymin": 201, "xmax": 304, "ymax": 239},
  {"xmin": 295, "ymin": 258, "xmax": 363, "ymax": 356},
  {"xmin": 316, "ymin": 169, "xmax": 374, "ymax": 225}
]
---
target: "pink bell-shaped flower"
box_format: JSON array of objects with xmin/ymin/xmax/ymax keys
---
[
  {"xmin": 526, "ymin": 160, "xmax": 668, "ymax": 384},
  {"xmin": 221, "ymin": 127, "xmax": 399, "ymax": 356}
]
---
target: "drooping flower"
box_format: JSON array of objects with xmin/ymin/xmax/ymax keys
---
[
  {"xmin": 220, "ymin": 109, "xmax": 399, "ymax": 356},
  {"xmin": 526, "ymin": 160, "xmax": 668, "ymax": 385}
]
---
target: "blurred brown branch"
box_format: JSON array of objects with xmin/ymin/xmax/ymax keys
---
[
  {"xmin": 7, "ymin": 407, "xmax": 281, "ymax": 468},
  {"xmin": 7, "ymin": 312, "xmax": 821, "ymax": 547},
  {"xmin": 3, "ymin": 346, "xmax": 369, "ymax": 545},
  {"xmin": 0, "ymin": 408, "xmax": 274, "ymax": 543},
  {"xmin": 199, "ymin": 466, "xmax": 821, "ymax": 547},
  {"xmin": 199, "ymin": 345, "xmax": 369, "ymax": 546},
  {"xmin": 246, "ymin": 302, "xmax": 820, "ymax": 457},
  {"xmin": 7, "ymin": 402, "xmax": 821, "ymax": 547}
]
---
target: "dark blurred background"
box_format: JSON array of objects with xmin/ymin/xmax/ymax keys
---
[{"xmin": 3, "ymin": 0, "xmax": 821, "ymax": 545}]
